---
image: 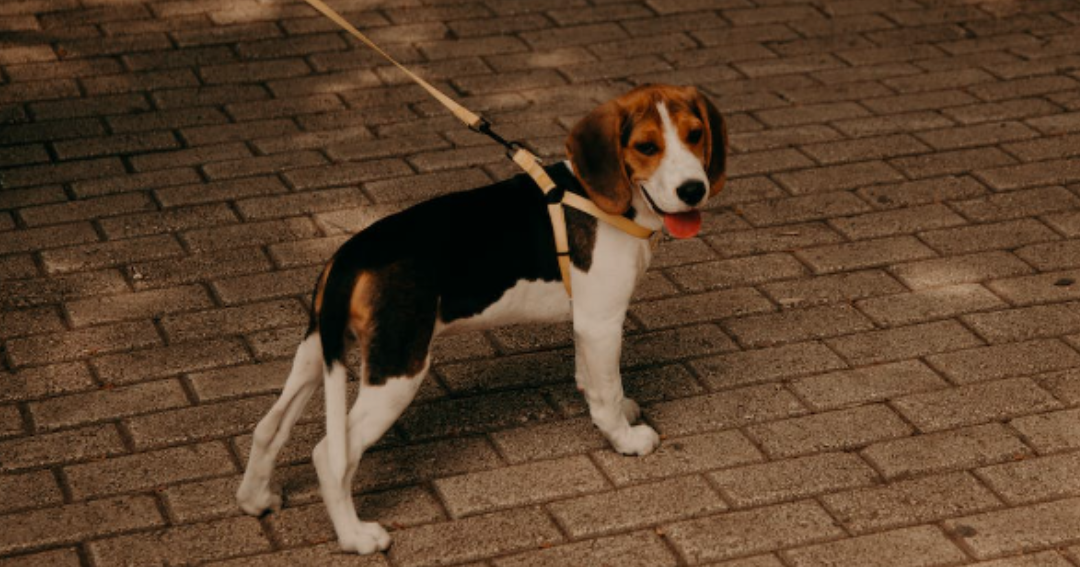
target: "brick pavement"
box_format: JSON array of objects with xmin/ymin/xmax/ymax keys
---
[{"xmin": 2, "ymin": 0, "xmax": 1080, "ymax": 564}]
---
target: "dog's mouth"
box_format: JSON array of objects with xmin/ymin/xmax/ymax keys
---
[{"xmin": 640, "ymin": 185, "xmax": 703, "ymax": 239}]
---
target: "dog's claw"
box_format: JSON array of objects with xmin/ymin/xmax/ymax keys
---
[{"xmin": 339, "ymin": 521, "xmax": 392, "ymax": 555}]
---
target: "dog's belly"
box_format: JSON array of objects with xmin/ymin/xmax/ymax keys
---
[{"xmin": 437, "ymin": 278, "xmax": 571, "ymax": 334}]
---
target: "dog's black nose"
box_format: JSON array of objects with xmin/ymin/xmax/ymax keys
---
[{"xmin": 676, "ymin": 180, "xmax": 707, "ymax": 206}]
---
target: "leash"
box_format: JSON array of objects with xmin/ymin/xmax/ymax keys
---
[{"xmin": 301, "ymin": 0, "xmax": 654, "ymax": 298}]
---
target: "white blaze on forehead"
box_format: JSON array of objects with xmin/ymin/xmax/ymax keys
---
[{"xmin": 643, "ymin": 102, "xmax": 709, "ymax": 212}]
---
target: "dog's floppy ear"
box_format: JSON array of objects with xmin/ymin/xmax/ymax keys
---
[
  {"xmin": 691, "ymin": 88, "xmax": 728, "ymax": 196},
  {"xmin": 566, "ymin": 100, "xmax": 633, "ymax": 215}
]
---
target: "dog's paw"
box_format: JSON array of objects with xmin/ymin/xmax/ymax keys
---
[
  {"xmin": 620, "ymin": 398, "xmax": 642, "ymax": 424},
  {"xmin": 339, "ymin": 521, "xmax": 392, "ymax": 555},
  {"xmin": 236, "ymin": 486, "xmax": 282, "ymax": 516},
  {"xmin": 610, "ymin": 424, "xmax": 661, "ymax": 456}
]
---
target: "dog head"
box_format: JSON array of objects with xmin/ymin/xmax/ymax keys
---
[{"xmin": 566, "ymin": 84, "xmax": 727, "ymax": 238}]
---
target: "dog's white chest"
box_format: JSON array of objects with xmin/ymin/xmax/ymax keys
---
[{"xmin": 437, "ymin": 279, "xmax": 571, "ymax": 334}]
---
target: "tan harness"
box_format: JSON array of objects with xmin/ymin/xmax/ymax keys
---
[{"xmin": 302, "ymin": 0, "xmax": 655, "ymax": 297}]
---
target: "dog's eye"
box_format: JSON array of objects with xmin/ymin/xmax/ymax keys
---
[
  {"xmin": 634, "ymin": 142, "xmax": 659, "ymax": 156},
  {"xmin": 687, "ymin": 129, "xmax": 703, "ymax": 144}
]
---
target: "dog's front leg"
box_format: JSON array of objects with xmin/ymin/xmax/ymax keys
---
[{"xmin": 573, "ymin": 312, "xmax": 660, "ymax": 456}]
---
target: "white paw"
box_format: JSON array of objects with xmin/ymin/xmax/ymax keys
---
[
  {"xmin": 236, "ymin": 485, "xmax": 282, "ymax": 516},
  {"xmin": 338, "ymin": 521, "xmax": 392, "ymax": 555},
  {"xmin": 621, "ymin": 398, "xmax": 641, "ymax": 424},
  {"xmin": 610, "ymin": 424, "xmax": 661, "ymax": 456}
]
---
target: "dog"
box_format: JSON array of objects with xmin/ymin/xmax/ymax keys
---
[{"xmin": 235, "ymin": 84, "xmax": 728, "ymax": 554}]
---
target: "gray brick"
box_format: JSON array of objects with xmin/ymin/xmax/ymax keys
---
[
  {"xmin": 791, "ymin": 360, "xmax": 947, "ymax": 410},
  {"xmin": 631, "ymin": 287, "xmax": 774, "ymax": 329},
  {"xmin": 893, "ymin": 251, "xmax": 1034, "ymax": 290},
  {"xmin": 0, "ymin": 496, "xmax": 164, "ymax": 555},
  {"xmin": 548, "ymin": 476, "xmax": 726, "ymax": 538},
  {"xmin": 1011, "ymin": 408, "xmax": 1080, "ymax": 454},
  {"xmin": 434, "ymin": 456, "xmax": 608, "ymax": 518},
  {"xmin": 944, "ymin": 498, "xmax": 1080, "ymax": 560},
  {"xmin": 494, "ymin": 532, "xmax": 677, "ymax": 567},
  {"xmin": 388, "ymin": 508, "xmax": 562, "ymax": 567},
  {"xmin": 593, "ymin": 430, "xmax": 764, "ymax": 486},
  {"xmin": 977, "ymin": 451, "xmax": 1080, "ymax": 505},
  {"xmin": 29, "ymin": 379, "xmax": 189, "ymax": 431},
  {"xmin": 761, "ymin": 270, "xmax": 907, "ymax": 308},
  {"xmin": 855, "ymin": 284, "xmax": 1005, "ymax": 327},
  {"xmin": 648, "ymin": 384, "xmax": 808, "ymax": 437},
  {"xmin": 88, "ymin": 516, "xmax": 270, "ymax": 566},
  {"xmin": 830, "ymin": 204, "xmax": 967, "ymax": 240},
  {"xmin": 862, "ymin": 423, "xmax": 1031, "ymax": 480},
  {"xmin": 963, "ymin": 302, "xmax": 1080, "ymax": 343},
  {"xmin": 926, "ymin": 339, "xmax": 1080, "ymax": 384},
  {"xmin": 894, "ymin": 377, "xmax": 1062, "ymax": 432},
  {"xmin": 665, "ymin": 501, "xmax": 845, "ymax": 564},
  {"xmin": 0, "ymin": 424, "xmax": 125, "ymax": 472},
  {"xmin": 747, "ymin": 404, "xmax": 914, "ymax": 458},
  {"xmin": 784, "ymin": 526, "xmax": 967, "ymax": 567},
  {"xmin": 692, "ymin": 341, "xmax": 847, "ymax": 391},
  {"xmin": 798, "ymin": 236, "xmax": 937, "ymax": 274},
  {"xmin": 709, "ymin": 452, "xmax": 878, "ymax": 508},
  {"xmin": 724, "ymin": 304, "xmax": 875, "ymax": 348},
  {"xmin": 65, "ymin": 441, "xmax": 235, "ymax": 500}
]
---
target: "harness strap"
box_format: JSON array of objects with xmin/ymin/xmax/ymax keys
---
[{"xmin": 302, "ymin": 0, "xmax": 655, "ymax": 298}]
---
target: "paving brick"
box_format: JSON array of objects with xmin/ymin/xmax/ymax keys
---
[
  {"xmin": 858, "ymin": 175, "xmax": 989, "ymax": 209},
  {"xmin": 944, "ymin": 98, "xmax": 1061, "ymax": 125},
  {"xmin": 126, "ymin": 395, "xmax": 274, "ymax": 450},
  {"xmin": 916, "ymin": 121, "xmax": 1039, "ymax": 151},
  {"xmin": 977, "ymin": 450, "xmax": 1080, "ymax": 505},
  {"xmin": 0, "ymin": 222, "xmax": 99, "ymax": 255},
  {"xmin": 1037, "ymin": 367, "xmax": 1080, "ymax": 405},
  {"xmin": 724, "ymin": 304, "xmax": 875, "ymax": 348},
  {"xmin": 0, "ymin": 470, "xmax": 62, "ymax": 514},
  {"xmin": 894, "ymin": 377, "xmax": 1062, "ymax": 433},
  {"xmin": 0, "ymin": 548, "xmax": 82, "ymax": 567},
  {"xmin": 494, "ymin": 531, "xmax": 677, "ymax": 567},
  {"xmin": 70, "ymin": 167, "xmax": 203, "ymax": 199},
  {"xmin": 65, "ymin": 284, "xmax": 213, "ymax": 327},
  {"xmin": 978, "ymin": 158, "xmax": 1080, "ymax": 191},
  {"xmin": 205, "ymin": 544, "xmax": 389, "ymax": 567},
  {"xmin": 955, "ymin": 187, "xmax": 1080, "ymax": 224},
  {"xmin": 0, "ymin": 424, "xmax": 126, "ymax": 472},
  {"xmin": 161, "ymin": 299, "xmax": 307, "ymax": 342},
  {"xmin": 29, "ymin": 379, "xmax": 189, "ymax": 431},
  {"xmin": 832, "ymin": 111, "xmax": 956, "ymax": 138},
  {"xmin": 783, "ymin": 525, "xmax": 967, "ymax": 567},
  {"xmin": 691, "ymin": 341, "xmax": 847, "ymax": 391},
  {"xmin": 40, "ymin": 234, "xmax": 185, "ymax": 274},
  {"xmin": 709, "ymin": 223, "xmax": 845, "ymax": 259},
  {"xmin": 132, "ymin": 143, "xmax": 255, "ymax": 173},
  {"xmin": 892, "ymin": 251, "xmax": 1034, "ymax": 290},
  {"xmin": 791, "ymin": 359, "xmax": 947, "ymax": 410},
  {"xmin": 399, "ymin": 390, "xmax": 555, "ymax": 441},
  {"xmin": 739, "ymin": 192, "xmax": 873, "ymax": 226},
  {"xmin": 0, "ymin": 496, "xmax": 164, "ymax": 555},
  {"xmin": 825, "ymin": 471, "xmax": 1002, "ymax": 534},
  {"xmin": 434, "ymin": 455, "xmax": 608, "ymax": 518},
  {"xmin": 66, "ymin": 441, "xmax": 235, "ymax": 499},
  {"xmin": 747, "ymin": 404, "xmax": 914, "ymax": 458},
  {"xmin": 648, "ymin": 383, "xmax": 808, "ymax": 437},
  {"xmin": 1010, "ymin": 408, "xmax": 1080, "ymax": 454},
  {"xmin": 891, "ymin": 147, "xmax": 1017, "ymax": 179},
  {"xmin": 774, "ymin": 161, "xmax": 906, "ymax": 194},
  {"xmin": 798, "ymin": 236, "xmax": 938, "ymax": 274},
  {"xmin": 927, "ymin": 339, "xmax": 1080, "ymax": 384},
  {"xmin": 962, "ymin": 302, "xmax": 1080, "ymax": 343},
  {"xmin": 944, "ymin": 498, "xmax": 1080, "ymax": 560},
  {"xmin": 761, "ymin": 270, "xmax": 906, "ymax": 309},
  {"xmin": 863, "ymin": 423, "xmax": 1031, "ymax": 481},
  {"xmin": 128, "ymin": 247, "xmax": 271, "ymax": 290},
  {"xmin": 388, "ymin": 508, "xmax": 562, "ymax": 567},
  {"xmin": 1045, "ymin": 209, "xmax": 1080, "ymax": 237},
  {"xmin": 0, "ymin": 363, "xmax": 96, "ymax": 405},
  {"xmin": 88, "ymin": 516, "xmax": 270, "ymax": 567},
  {"xmin": 631, "ymin": 287, "xmax": 774, "ymax": 329},
  {"xmin": 548, "ymin": 475, "xmax": 725, "ymax": 539},
  {"xmin": 266, "ymin": 486, "xmax": 448, "ymax": 546},
  {"xmin": 710, "ymin": 452, "xmax": 878, "ymax": 508},
  {"xmin": 592, "ymin": 429, "xmax": 763, "ymax": 486},
  {"xmin": 5, "ymin": 321, "xmax": 161, "ymax": 367},
  {"xmin": 666, "ymin": 254, "xmax": 807, "ymax": 293},
  {"xmin": 856, "ymin": 284, "xmax": 1005, "ymax": 327},
  {"xmin": 182, "ymin": 217, "xmax": 321, "ymax": 253},
  {"xmin": 664, "ymin": 500, "xmax": 845, "ymax": 564},
  {"xmin": 919, "ymin": 219, "xmax": 1060, "ymax": 256},
  {"xmin": 830, "ymin": 204, "xmax": 967, "ymax": 240},
  {"xmin": 212, "ymin": 266, "xmax": 318, "ymax": 306}
]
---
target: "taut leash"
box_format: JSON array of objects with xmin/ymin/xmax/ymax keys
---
[{"xmin": 301, "ymin": 0, "xmax": 654, "ymax": 297}]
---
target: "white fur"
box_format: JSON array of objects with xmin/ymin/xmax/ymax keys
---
[
  {"xmin": 436, "ymin": 278, "xmax": 570, "ymax": 334},
  {"xmin": 639, "ymin": 102, "xmax": 710, "ymax": 215}
]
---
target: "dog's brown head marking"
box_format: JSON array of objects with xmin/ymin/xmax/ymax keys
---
[{"xmin": 566, "ymin": 84, "xmax": 727, "ymax": 215}]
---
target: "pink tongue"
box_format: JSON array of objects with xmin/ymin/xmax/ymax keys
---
[{"xmin": 663, "ymin": 211, "xmax": 703, "ymax": 239}]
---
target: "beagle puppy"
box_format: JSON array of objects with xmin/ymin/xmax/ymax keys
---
[{"xmin": 236, "ymin": 84, "xmax": 727, "ymax": 554}]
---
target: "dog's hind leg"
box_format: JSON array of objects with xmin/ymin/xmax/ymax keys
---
[
  {"xmin": 313, "ymin": 360, "xmax": 427, "ymax": 554},
  {"xmin": 236, "ymin": 332, "xmax": 322, "ymax": 515}
]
